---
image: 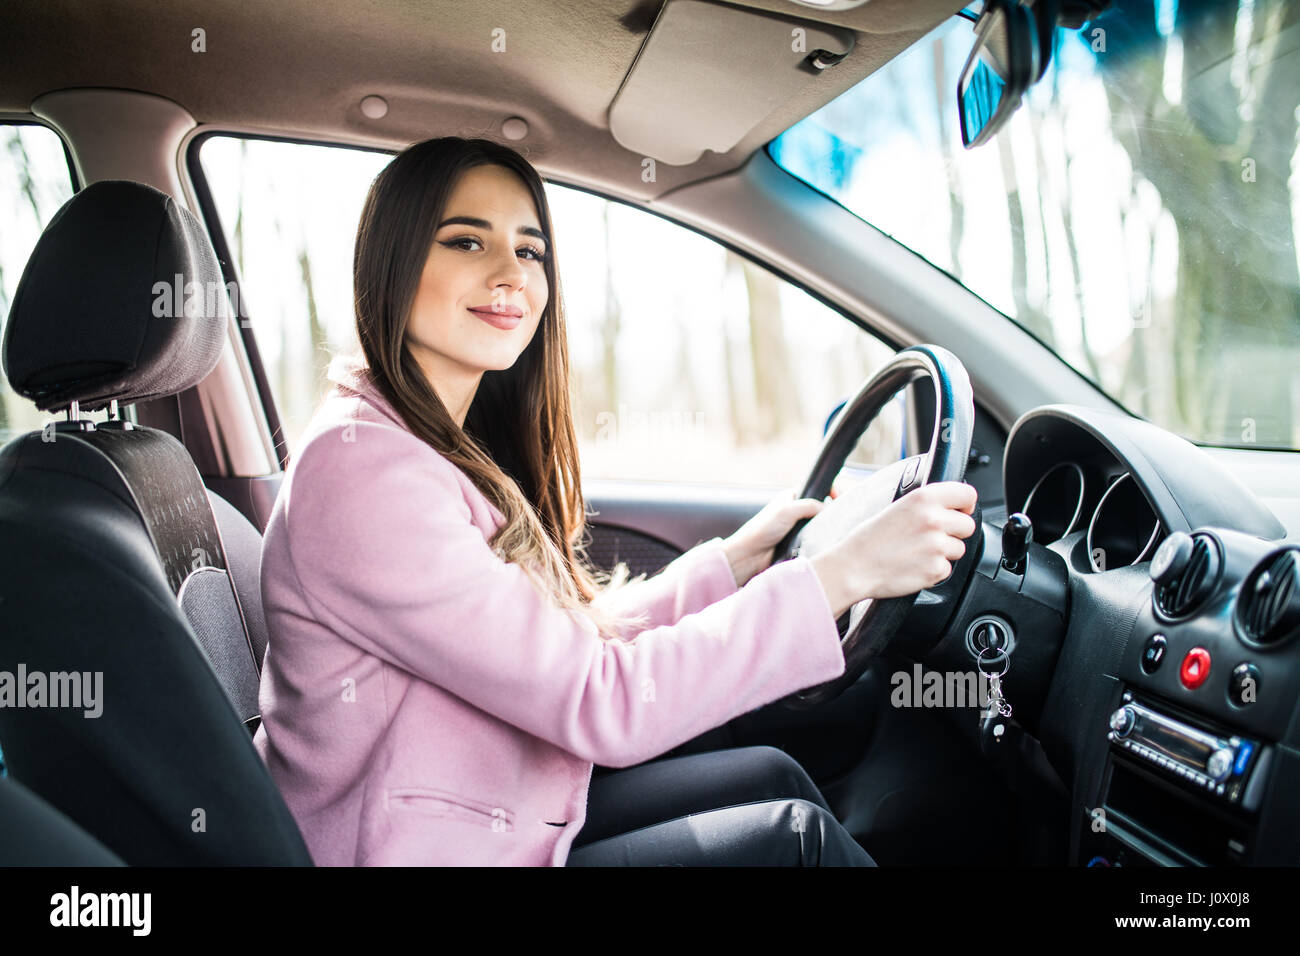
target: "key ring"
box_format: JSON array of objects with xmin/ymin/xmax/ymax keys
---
[{"xmin": 976, "ymin": 644, "xmax": 1010, "ymax": 679}]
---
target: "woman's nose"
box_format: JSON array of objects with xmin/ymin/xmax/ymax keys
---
[{"xmin": 487, "ymin": 248, "xmax": 527, "ymax": 289}]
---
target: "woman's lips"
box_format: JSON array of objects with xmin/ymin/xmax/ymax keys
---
[{"xmin": 468, "ymin": 307, "xmax": 522, "ymax": 330}]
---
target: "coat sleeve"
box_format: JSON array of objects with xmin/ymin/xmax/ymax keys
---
[
  {"xmin": 281, "ymin": 422, "xmax": 847, "ymax": 769},
  {"xmin": 588, "ymin": 537, "xmax": 740, "ymax": 640}
]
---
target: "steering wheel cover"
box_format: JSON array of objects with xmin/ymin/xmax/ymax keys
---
[{"xmin": 776, "ymin": 344, "xmax": 975, "ymax": 709}]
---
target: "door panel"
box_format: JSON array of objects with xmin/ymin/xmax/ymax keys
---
[{"xmin": 582, "ymin": 480, "xmax": 776, "ymax": 577}]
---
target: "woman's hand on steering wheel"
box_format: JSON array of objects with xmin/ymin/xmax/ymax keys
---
[
  {"xmin": 721, "ymin": 487, "xmax": 830, "ymax": 588},
  {"xmin": 807, "ymin": 481, "xmax": 979, "ymax": 619},
  {"xmin": 773, "ymin": 344, "xmax": 979, "ymax": 708}
]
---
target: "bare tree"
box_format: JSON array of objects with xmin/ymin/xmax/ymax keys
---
[
  {"xmin": 599, "ymin": 202, "xmax": 620, "ymax": 428},
  {"xmin": 740, "ymin": 255, "xmax": 801, "ymax": 438},
  {"xmin": 721, "ymin": 250, "xmax": 752, "ymax": 444},
  {"xmin": 997, "ymin": 133, "xmax": 1042, "ymax": 341},
  {"xmin": 1026, "ymin": 109, "xmax": 1061, "ymax": 352},
  {"xmin": 1045, "ymin": 54, "xmax": 1109, "ymax": 387},
  {"xmin": 233, "ymin": 139, "xmax": 247, "ymax": 275},
  {"xmin": 298, "ymin": 241, "xmax": 327, "ymax": 406},
  {"xmin": 933, "ymin": 35, "xmax": 966, "ymax": 280}
]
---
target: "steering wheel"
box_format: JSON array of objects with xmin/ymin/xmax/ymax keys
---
[{"xmin": 773, "ymin": 344, "xmax": 976, "ymax": 709}]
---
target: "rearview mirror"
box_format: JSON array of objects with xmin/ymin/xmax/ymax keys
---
[{"xmin": 958, "ymin": 0, "xmax": 1039, "ymax": 148}]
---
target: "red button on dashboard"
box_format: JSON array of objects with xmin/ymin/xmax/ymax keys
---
[{"xmin": 1180, "ymin": 647, "xmax": 1211, "ymax": 690}]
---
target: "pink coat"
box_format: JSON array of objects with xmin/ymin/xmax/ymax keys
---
[{"xmin": 252, "ymin": 355, "xmax": 847, "ymax": 866}]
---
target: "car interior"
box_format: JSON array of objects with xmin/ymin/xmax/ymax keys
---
[{"xmin": 1, "ymin": 0, "xmax": 1299, "ymax": 870}]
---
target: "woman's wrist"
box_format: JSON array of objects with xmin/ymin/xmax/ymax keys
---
[{"xmin": 720, "ymin": 535, "xmax": 766, "ymax": 588}]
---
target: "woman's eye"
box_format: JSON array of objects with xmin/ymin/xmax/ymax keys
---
[{"xmin": 442, "ymin": 237, "xmax": 546, "ymax": 262}]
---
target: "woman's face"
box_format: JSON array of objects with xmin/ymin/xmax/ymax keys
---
[{"xmin": 406, "ymin": 164, "xmax": 549, "ymax": 393}]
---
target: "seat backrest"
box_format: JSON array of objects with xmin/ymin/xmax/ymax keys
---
[
  {"xmin": 0, "ymin": 773, "xmax": 125, "ymax": 866},
  {"xmin": 0, "ymin": 179, "xmax": 311, "ymax": 864},
  {"xmin": 20, "ymin": 424, "xmax": 264, "ymax": 727},
  {"xmin": 206, "ymin": 486, "xmax": 271, "ymax": 676}
]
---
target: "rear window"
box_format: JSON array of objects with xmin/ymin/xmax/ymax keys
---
[{"xmin": 0, "ymin": 123, "xmax": 83, "ymax": 446}]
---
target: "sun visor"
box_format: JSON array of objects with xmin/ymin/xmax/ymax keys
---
[{"xmin": 609, "ymin": 0, "xmax": 855, "ymax": 166}]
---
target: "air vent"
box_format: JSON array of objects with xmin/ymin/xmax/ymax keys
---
[
  {"xmin": 1237, "ymin": 548, "xmax": 1300, "ymax": 647},
  {"xmin": 1153, "ymin": 533, "xmax": 1220, "ymax": 619}
]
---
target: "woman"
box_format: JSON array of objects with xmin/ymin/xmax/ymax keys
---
[{"xmin": 252, "ymin": 137, "xmax": 978, "ymax": 866}]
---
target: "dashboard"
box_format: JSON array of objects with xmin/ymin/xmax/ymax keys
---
[
  {"xmin": 934, "ymin": 404, "xmax": 1300, "ymax": 867},
  {"xmin": 1020, "ymin": 459, "xmax": 1163, "ymax": 573}
]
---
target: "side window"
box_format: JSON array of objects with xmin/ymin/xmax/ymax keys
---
[
  {"xmin": 0, "ymin": 124, "xmax": 81, "ymax": 446},
  {"xmin": 197, "ymin": 136, "xmax": 390, "ymax": 450},
  {"xmin": 545, "ymin": 184, "xmax": 902, "ymax": 487},
  {"xmin": 194, "ymin": 136, "xmax": 902, "ymax": 485}
]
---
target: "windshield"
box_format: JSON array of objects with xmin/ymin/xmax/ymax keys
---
[{"xmin": 769, "ymin": 0, "xmax": 1300, "ymax": 451}]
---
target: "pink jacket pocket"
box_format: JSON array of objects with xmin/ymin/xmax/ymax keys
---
[
  {"xmin": 358, "ymin": 787, "xmax": 536, "ymax": 866},
  {"xmin": 386, "ymin": 787, "xmax": 515, "ymax": 833}
]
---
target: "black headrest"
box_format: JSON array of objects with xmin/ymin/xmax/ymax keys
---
[{"xmin": 1, "ymin": 180, "xmax": 230, "ymax": 413}]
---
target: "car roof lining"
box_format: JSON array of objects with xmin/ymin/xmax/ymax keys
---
[{"xmin": 2, "ymin": 0, "xmax": 965, "ymax": 201}]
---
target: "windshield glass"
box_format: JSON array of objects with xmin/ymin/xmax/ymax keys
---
[{"xmin": 769, "ymin": 0, "xmax": 1300, "ymax": 451}]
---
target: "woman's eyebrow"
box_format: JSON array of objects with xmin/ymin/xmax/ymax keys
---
[{"xmin": 437, "ymin": 215, "xmax": 547, "ymax": 244}]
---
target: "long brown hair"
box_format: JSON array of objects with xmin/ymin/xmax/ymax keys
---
[{"xmin": 348, "ymin": 136, "xmax": 650, "ymax": 640}]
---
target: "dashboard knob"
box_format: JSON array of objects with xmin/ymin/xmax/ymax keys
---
[
  {"xmin": 1206, "ymin": 747, "xmax": 1235, "ymax": 782},
  {"xmin": 1150, "ymin": 531, "xmax": 1194, "ymax": 586},
  {"xmin": 1001, "ymin": 513, "xmax": 1032, "ymax": 574},
  {"xmin": 1109, "ymin": 705, "xmax": 1135, "ymax": 737}
]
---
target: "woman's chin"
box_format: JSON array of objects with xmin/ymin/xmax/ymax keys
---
[{"xmin": 474, "ymin": 350, "xmax": 527, "ymax": 373}]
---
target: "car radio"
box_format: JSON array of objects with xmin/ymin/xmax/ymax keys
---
[{"xmin": 1106, "ymin": 692, "xmax": 1270, "ymax": 809}]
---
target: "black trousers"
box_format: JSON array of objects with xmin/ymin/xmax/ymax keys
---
[{"xmin": 565, "ymin": 746, "xmax": 876, "ymax": 866}]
